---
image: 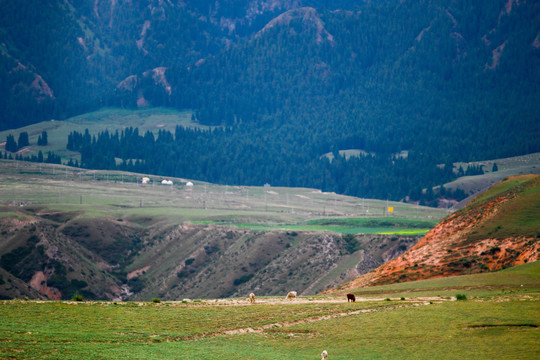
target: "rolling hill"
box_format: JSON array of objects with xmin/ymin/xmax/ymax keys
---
[
  {"xmin": 340, "ymin": 174, "xmax": 540, "ymax": 289},
  {"xmin": 0, "ymin": 160, "xmax": 445, "ymax": 300}
]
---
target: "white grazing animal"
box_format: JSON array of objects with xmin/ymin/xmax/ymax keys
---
[{"xmin": 286, "ymin": 291, "xmax": 297, "ymax": 300}]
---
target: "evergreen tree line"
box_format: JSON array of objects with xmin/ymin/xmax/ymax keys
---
[
  {"xmin": 5, "ymin": 131, "xmax": 47, "ymax": 152},
  {"xmin": 2, "ymin": 130, "xmax": 59, "ymax": 164},
  {"xmin": 0, "ymin": 150, "xmax": 61, "ymax": 164},
  {"xmin": 65, "ymin": 126, "xmax": 472, "ymax": 203}
]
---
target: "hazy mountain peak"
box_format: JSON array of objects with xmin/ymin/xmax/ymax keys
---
[
  {"xmin": 246, "ymin": 0, "xmax": 301, "ymax": 16},
  {"xmin": 257, "ymin": 7, "xmax": 335, "ymax": 45}
]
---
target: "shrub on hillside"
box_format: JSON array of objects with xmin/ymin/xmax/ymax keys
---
[
  {"xmin": 342, "ymin": 234, "xmax": 360, "ymax": 254},
  {"xmin": 233, "ymin": 274, "xmax": 254, "ymax": 286},
  {"xmin": 127, "ymin": 278, "xmax": 145, "ymax": 293}
]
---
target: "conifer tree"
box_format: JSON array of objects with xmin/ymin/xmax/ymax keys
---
[
  {"xmin": 37, "ymin": 131, "xmax": 48, "ymax": 146},
  {"xmin": 17, "ymin": 132, "xmax": 29, "ymax": 148},
  {"xmin": 5, "ymin": 134, "xmax": 17, "ymax": 152}
]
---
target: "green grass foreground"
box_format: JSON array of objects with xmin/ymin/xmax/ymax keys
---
[
  {"xmin": 0, "ymin": 297, "xmax": 537, "ymax": 359},
  {"xmin": 1, "ymin": 263, "xmax": 539, "ymax": 359}
]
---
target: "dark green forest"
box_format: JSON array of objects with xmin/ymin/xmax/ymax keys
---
[
  {"xmin": 1, "ymin": 0, "xmax": 539, "ymax": 203},
  {"xmin": 59, "ymin": 126, "xmax": 469, "ymax": 204}
]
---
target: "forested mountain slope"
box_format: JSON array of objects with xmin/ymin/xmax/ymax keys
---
[{"xmin": 1, "ymin": 0, "xmax": 539, "ymax": 201}]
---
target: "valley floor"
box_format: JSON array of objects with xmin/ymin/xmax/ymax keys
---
[{"xmin": 1, "ymin": 292, "xmax": 538, "ymax": 359}]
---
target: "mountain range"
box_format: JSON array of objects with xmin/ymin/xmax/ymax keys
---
[{"xmin": 1, "ymin": 0, "xmax": 539, "ymax": 201}]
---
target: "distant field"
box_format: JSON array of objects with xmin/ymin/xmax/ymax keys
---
[
  {"xmin": 445, "ymin": 152, "xmax": 540, "ymax": 197},
  {"xmin": 0, "ymin": 107, "xmax": 202, "ymax": 162},
  {"xmin": 321, "ymin": 149, "xmax": 373, "ymax": 162},
  {"xmin": 0, "ymin": 262, "xmax": 538, "ymax": 359},
  {"xmin": 193, "ymin": 217, "xmax": 438, "ymax": 235},
  {"xmin": 0, "ymin": 160, "xmax": 447, "ymax": 234}
]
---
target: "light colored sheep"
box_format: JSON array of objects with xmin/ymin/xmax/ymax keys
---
[
  {"xmin": 321, "ymin": 350, "xmax": 328, "ymax": 359},
  {"xmin": 286, "ymin": 291, "xmax": 297, "ymax": 300},
  {"xmin": 249, "ymin": 293, "xmax": 255, "ymax": 304}
]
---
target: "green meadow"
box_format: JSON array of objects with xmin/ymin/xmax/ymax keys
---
[
  {"xmin": 1, "ymin": 262, "xmax": 538, "ymax": 359},
  {"xmin": 0, "ymin": 160, "xmax": 446, "ymax": 235},
  {"xmin": 192, "ymin": 217, "xmax": 438, "ymax": 235},
  {"xmin": 0, "ymin": 108, "xmax": 204, "ymax": 161}
]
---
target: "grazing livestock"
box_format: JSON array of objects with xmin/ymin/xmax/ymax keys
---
[
  {"xmin": 346, "ymin": 293, "xmax": 356, "ymax": 302},
  {"xmin": 286, "ymin": 291, "xmax": 297, "ymax": 300},
  {"xmin": 249, "ymin": 293, "xmax": 255, "ymax": 304},
  {"xmin": 321, "ymin": 350, "xmax": 328, "ymax": 359}
]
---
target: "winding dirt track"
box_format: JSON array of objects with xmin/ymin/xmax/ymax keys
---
[{"xmin": 204, "ymin": 298, "xmax": 434, "ymax": 337}]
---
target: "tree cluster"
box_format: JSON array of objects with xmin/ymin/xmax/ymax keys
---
[
  {"xmin": 5, "ymin": 132, "xmax": 30, "ymax": 152},
  {"xmin": 65, "ymin": 126, "xmax": 466, "ymax": 202}
]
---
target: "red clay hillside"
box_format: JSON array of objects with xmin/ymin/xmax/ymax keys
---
[{"xmin": 340, "ymin": 175, "xmax": 540, "ymax": 289}]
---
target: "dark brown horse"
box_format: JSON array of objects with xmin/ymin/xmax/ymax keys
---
[{"xmin": 346, "ymin": 293, "xmax": 356, "ymax": 302}]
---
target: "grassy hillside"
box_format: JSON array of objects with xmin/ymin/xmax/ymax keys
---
[
  {"xmin": 342, "ymin": 175, "xmax": 540, "ymax": 289},
  {"xmin": 0, "ymin": 262, "xmax": 538, "ymax": 359},
  {"xmin": 465, "ymin": 175, "xmax": 540, "ymax": 241},
  {"xmin": 0, "ymin": 107, "xmax": 203, "ymax": 162},
  {"xmin": 334, "ymin": 260, "xmax": 540, "ymax": 299},
  {"xmin": 0, "ymin": 107, "xmax": 208, "ymax": 162},
  {"xmin": 444, "ymin": 152, "xmax": 540, "ymax": 204}
]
